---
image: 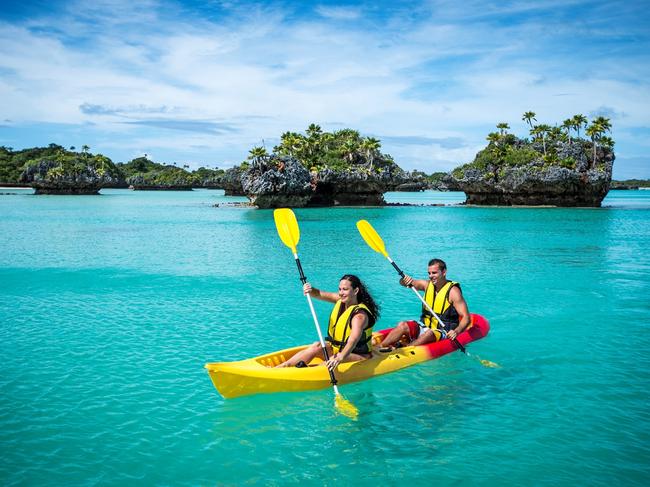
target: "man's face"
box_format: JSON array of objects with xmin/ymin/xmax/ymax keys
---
[{"xmin": 427, "ymin": 264, "xmax": 444, "ymax": 284}]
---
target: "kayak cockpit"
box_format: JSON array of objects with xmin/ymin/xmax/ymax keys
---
[{"xmin": 252, "ymin": 345, "xmax": 325, "ymax": 368}]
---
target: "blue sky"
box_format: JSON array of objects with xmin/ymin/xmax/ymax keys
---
[{"xmin": 1, "ymin": 0, "xmax": 649, "ymax": 178}]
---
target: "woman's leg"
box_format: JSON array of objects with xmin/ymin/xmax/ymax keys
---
[
  {"xmin": 341, "ymin": 351, "xmax": 371, "ymax": 363},
  {"xmin": 276, "ymin": 341, "xmax": 325, "ymax": 367}
]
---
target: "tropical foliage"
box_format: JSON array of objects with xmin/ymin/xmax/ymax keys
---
[
  {"xmin": 20, "ymin": 145, "xmax": 121, "ymax": 182},
  {"xmin": 1, "ymin": 144, "xmax": 81, "ymax": 183},
  {"xmin": 0, "ymin": 145, "xmax": 230, "ymax": 188},
  {"xmin": 127, "ymin": 167, "xmax": 194, "ymax": 187},
  {"xmin": 252, "ymin": 124, "xmax": 395, "ymax": 173},
  {"xmin": 453, "ymin": 112, "xmax": 614, "ymax": 179},
  {"xmin": 120, "ymin": 158, "xmax": 225, "ymax": 187},
  {"xmin": 610, "ymin": 179, "xmax": 650, "ymax": 189}
]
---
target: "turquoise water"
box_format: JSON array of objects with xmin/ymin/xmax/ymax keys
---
[{"xmin": 1, "ymin": 189, "xmax": 649, "ymax": 485}]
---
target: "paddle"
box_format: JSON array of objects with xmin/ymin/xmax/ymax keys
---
[
  {"xmin": 273, "ymin": 208, "xmax": 359, "ymax": 419},
  {"xmin": 356, "ymin": 219, "xmax": 499, "ymax": 368}
]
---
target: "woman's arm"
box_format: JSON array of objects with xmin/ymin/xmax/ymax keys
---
[
  {"xmin": 303, "ymin": 282, "xmax": 338, "ymax": 303},
  {"xmin": 326, "ymin": 313, "xmax": 367, "ymax": 369}
]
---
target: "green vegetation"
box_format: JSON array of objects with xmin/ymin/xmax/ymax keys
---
[
  {"xmin": 426, "ymin": 171, "xmax": 448, "ymax": 186},
  {"xmin": 0, "ymin": 145, "xmax": 228, "ymax": 188},
  {"xmin": 452, "ymin": 112, "xmax": 614, "ymax": 179},
  {"xmin": 247, "ymin": 123, "xmax": 397, "ymax": 173},
  {"xmin": 20, "ymin": 145, "xmax": 121, "ymax": 181},
  {"xmin": 192, "ymin": 166, "xmax": 225, "ymax": 182},
  {"xmin": 611, "ymin": 179, "xmax": 650, "ymax": 189},
  {"xmin": 128, "ymin": 167, "xmax": 193, "ymax": 187},
  {"xmin": 118, "ymin": 156, "xmax": 160, "ymax": 177},
  {"xmin": 118, "ymin": 157, "xmax": 226, "ymax": 187},
  {"xmin": 1, "ymin": 144, "xmax": 80, "ymax": 183}
]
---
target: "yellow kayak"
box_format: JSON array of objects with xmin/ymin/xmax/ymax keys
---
[{"xmin": 205, "ymin": 313, "xmax": 490, "ymax": 399}]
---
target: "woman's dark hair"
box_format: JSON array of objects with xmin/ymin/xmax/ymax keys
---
[{"xmin": 340, "ymin": 274, "xmax": 380, "ymax": 320}]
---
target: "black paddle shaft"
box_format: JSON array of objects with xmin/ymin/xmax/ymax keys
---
[
  {"xmin": 453, "ymin": 338, "xmax": 466, "ymax": 353},
  {"xmin": 293, "ymin": 256, "xmax": 338, "ymax": 386},
  {"xmin": 294, "ymin": 257, "xmax": 308, "ymax": 284},
  {"xmin": 391, "ymin": 261, "xmax": 406, "ymax": 278}
]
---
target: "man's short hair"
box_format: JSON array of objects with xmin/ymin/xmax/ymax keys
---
[{"xmin": 428, "ymin": 258, "xmax": 447, "ymax": 271}]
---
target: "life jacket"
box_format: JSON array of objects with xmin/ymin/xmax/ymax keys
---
[
  {"xmin": 421, "ymin": 280, "xmax": 460, "ymax": 331},
  {"xmin": 327, "ymin": 300, "xmax": 375, "ymax": 355}
]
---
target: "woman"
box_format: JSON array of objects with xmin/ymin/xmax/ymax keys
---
[{"xmin": 277, "ymin": 274, "xmax": 380, "ymax": 370}]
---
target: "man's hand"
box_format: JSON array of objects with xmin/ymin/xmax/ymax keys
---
[{"xmin": 399, "ymin": 274, "xmax": 414, "ymax": 287}]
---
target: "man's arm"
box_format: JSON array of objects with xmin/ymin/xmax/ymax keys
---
[
  {"xmin": 399, "ymin": 274, "xmax": 429, "ymax": 291},
  {"xmin": 446, "ymin": 286, "xmax": 470, "ymax": 340}
]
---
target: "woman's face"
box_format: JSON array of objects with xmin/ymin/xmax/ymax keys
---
[{"xmin": 338, "ymin": 279, "xmax": 359, "ymax": 304}]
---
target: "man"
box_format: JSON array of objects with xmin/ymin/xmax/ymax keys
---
[{"xmin": 379, "ymin": 258, "xmax": 470, "ymax": 350}]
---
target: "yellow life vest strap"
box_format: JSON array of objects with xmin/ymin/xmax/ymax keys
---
[
  {"xmin": 422, "ymin": 280, "xmax": 458, "ymax": 328},
  {"xmin": 327, "ymin": 301, "xmax": 374, "ymax": 353}
]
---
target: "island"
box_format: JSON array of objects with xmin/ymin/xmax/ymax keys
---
[{"xmin": 446, "ymin": 113, "xmax": 615, "ymax": 207}]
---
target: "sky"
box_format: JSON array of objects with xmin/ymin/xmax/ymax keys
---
[{"xmin": 1, "ymin": 0, "xmax": 649, "ymax": 178}]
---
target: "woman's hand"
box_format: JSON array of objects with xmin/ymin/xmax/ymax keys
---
[
  {"xmin": 326, "ymin": 353, "xmax": 343, "ymax": 371},
  {"xmin": 303, "ymin": 282, "xmax": 312, "ymax": 295}
]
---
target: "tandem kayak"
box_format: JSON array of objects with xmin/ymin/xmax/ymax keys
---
[{"xmin": 205, "ymin": 313, "xmax": 490, "ymax": 399}]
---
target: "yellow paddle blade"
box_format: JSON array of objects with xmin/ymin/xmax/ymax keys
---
[
  {"xmin": 480, "ymin": 358, "xmax": 500, "ymax": 368},
  {"xmin": 335, "ymin": 394, "xmax": 359, "ymax": 420},
  {"xmin": 356, "ymin": 220, "xmax": 388, "ymax": 258},
  {"xmin": 273, "ymin": 208, "xmax": 300, "ymax": 253}
]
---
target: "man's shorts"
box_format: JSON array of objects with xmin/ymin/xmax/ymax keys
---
[{"xmin": 405, "ymin": 320, "xmax": 445, "ymax": 342}]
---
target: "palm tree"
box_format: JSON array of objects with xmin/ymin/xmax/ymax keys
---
[
  {"xmin": 571, "ymin": 114, "xmax": 588, "ymax": 139},
  {"xmin": 586, "ymin": 118, "xmax": 611, "ymax": 165},
  {"xmin": 306, "ymin": 123, "xmax": 322, "ymax": 138},
  {"xmin": 522, "ymin": 111, "xmax": 537, "ymax": 131},
  {"xmin": 585, "ymin": 124, "xmax": 598, "ymax": 165},
  {"xmin": 248, "ymin": 146, "xmax": 268, "ymax": 166},
  {"xmin": 320, "ymin": 133, "xmax": 334, "ymax": 153},
  {"xmin": 600, "ymin": 136, "xmax": 615, "ymax": 150},
  {"xmin": 592, "ymin": 116, "xmax": 612, "ymax": 134},
  {"xmin": 342, "ymin": 140, "xmax": 358, "ymax": 164},
  {"xmin": 81, "ymin": 144, "xmax": 90, "ymax": 160},
  {"xmin": 585, "ymin": 123, "xmax": 602, "ymax": 165},
  {"xmin": 335, "ymin": 128, "xmax": 361, "ymax": 142},
  {"xmin": 279, "ymin": 131, "xmax": 303, "ymax": 157},
  {"xmin": 360, "ymin": 137, "xmax": 381, "ymax": 171},
  {"xmin": 496, "ymin": 122, "xmax": 510, "ymax": 136},
  {"xmin": 561, "ymin": 119, "xmax": 573, "ymax": 145},
  {"xmin": 549, "ymin": 126, "xmax": 565, "ymax": 143},
  {"xmin": 533, "ymin": 124, "xmax": 551, "ymax": 156},
  {"xmin": 304, "ymin": 124, "xmax": 323, "ymax": 160},
  {"xmin": 486, "ymin": 132, "xmax": 507, "ymax": 165},
  {"xmin": 486, "ymin": 132, "xmax": 501, "ymax": 146}
]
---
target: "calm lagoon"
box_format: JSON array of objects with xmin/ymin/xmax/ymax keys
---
[{"xmin": 1, "ymin": 189, "xmax": 649, "ymax": 485}]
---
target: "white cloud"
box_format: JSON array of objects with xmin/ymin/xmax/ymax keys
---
[
  {"xmin": 314, "ymin": 5, "xmax": 362, "ymax": 21},
  {"xmin": 0, "ymin": 0, "xmax": 648, "ymax": 175}
]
